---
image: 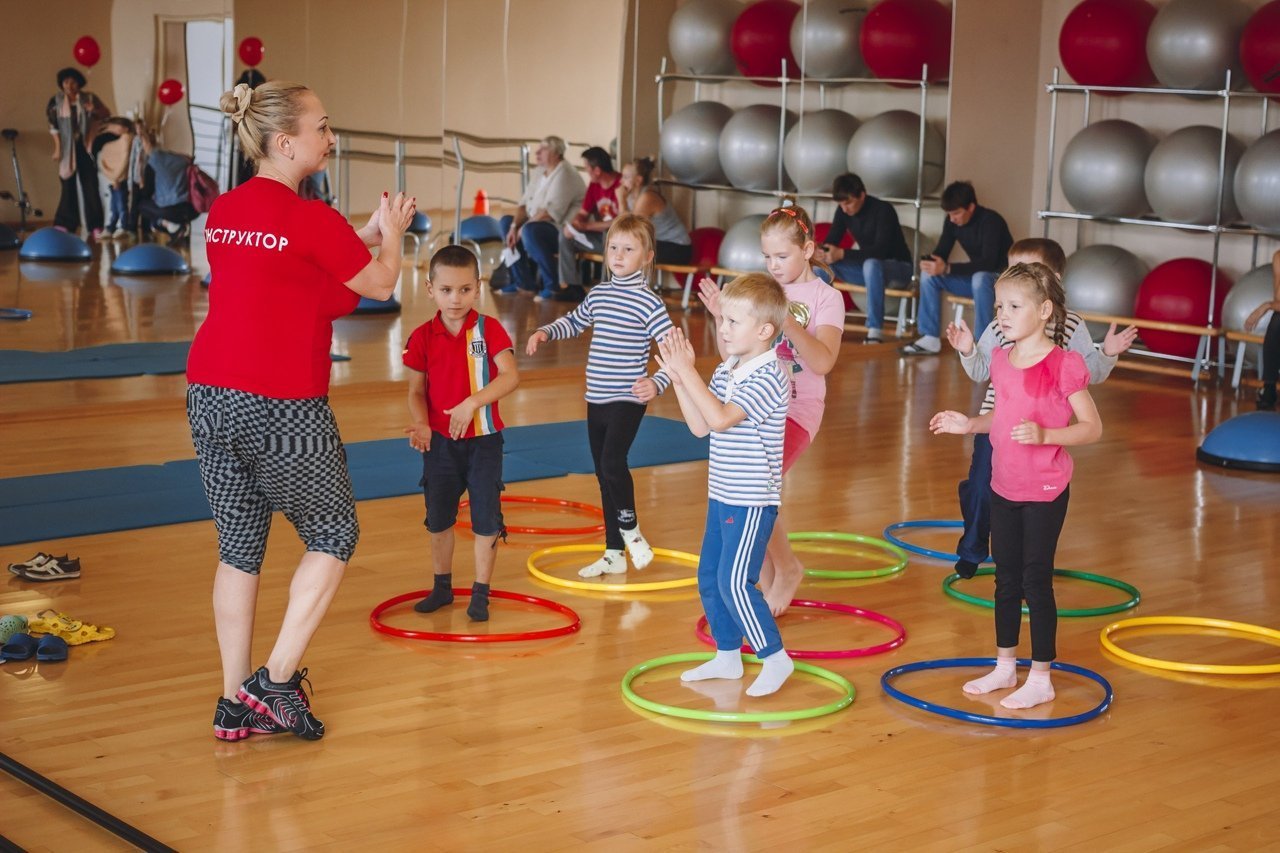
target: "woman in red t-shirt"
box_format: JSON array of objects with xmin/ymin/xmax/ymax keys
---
[{"xmin": 189, "ymin": 80, "xmax": 414, "ymax": 742}]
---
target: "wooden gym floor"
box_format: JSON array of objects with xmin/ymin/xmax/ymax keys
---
[{"xmin": 1, "ymin": 229, "xmax": 1278, "ymax": 851}]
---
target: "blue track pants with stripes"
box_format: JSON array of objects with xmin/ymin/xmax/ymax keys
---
[{"xmin": 698, "ymin": 499, "xmax": 783, "ymax": 659}]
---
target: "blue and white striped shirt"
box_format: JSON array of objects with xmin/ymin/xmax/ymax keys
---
[
  {"xmin": 707, "ymin": 350, "xmax": 789, "ymax": 507},
  {"xmin": 538, "ymin": 272, "xmax": 674, "ymax": 404}
]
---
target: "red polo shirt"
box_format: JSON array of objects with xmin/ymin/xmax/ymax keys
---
[
  {"xmin": 402, "ymin": 310, "xmax": 513, "ymax": 437},
  {"xmin": 188, "ymin": 177, "xmax": 370, "ymax": 398}
]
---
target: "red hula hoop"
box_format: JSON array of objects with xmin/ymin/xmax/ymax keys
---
[
  {"xmin": 456, "ymin": 494, "xmax": 606, "ymax": 536},
  {"xmin": 371, "ymin": 588, "xmax": 582, "ymax": 642}
]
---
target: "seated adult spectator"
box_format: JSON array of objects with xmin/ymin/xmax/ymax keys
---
[
  {"xmin": 556, "ymin": 146, "xmax": 620, "ymax": 302},
  {"xmin": 498, "ymin": 135, "xmax": 585, "ymax": 299},
  {"xmin": 901, "ymin": 181, "xmax": 1013, "ymax": 356},
  {"xmin": 617, "ymin": 157, "xmax": 691, "ymax": 268},
  {"xmin": 137, "ymin": 129, "xmax": 197, "ymax": 247},
  {"xmin": 815, "ymin": 173, "xmax": 913, "ymax": 343}
]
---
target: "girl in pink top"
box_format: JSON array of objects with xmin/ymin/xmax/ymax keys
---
[
  {"xmin": 698, "ymin": 205, "xmax": 844, "ymax": 616},
  {"xmin": 930, "ymin": 263, "xmax": 1101, "ymax": 711}
]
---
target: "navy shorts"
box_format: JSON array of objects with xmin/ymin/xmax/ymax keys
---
[
  {"xmin": 421, "ymin": 432, "xmax": 505, "ymax": 536},
  {"xmin": 187, "ymin": 384, "xmax": 359, "ymax": 574}
]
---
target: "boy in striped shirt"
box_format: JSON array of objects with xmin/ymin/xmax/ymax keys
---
[
  {"xmin": 657, "ymin": 274, "xmax": 795, "ymax": 697},
  {"xmin": 404, "ymin": 246, "xmax": 520, "ymax": 621}
]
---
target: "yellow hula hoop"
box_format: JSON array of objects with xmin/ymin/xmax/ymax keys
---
[
  {"xmin": 1100, "ymin": 616, "xmax": 1280, "ymax": 675},
  {"xmin": 527, "ymin": 544, "xmax": 700, "ymax": 592}
]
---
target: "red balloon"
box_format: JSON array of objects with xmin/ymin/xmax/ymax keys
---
[
  {"xmin": 1241, "ymin": 1, "xmax": 1280, "ymax": 96},
  {"xmin": 73, "ymin": 36, "xmax": 101, "ymax": 68},
  {"xmin": 157, "ymin": 79, "xmax": 185, "ymax": 106},
  {"xmin": 1059, "ymin": 0, "xmax": 1157, "ymax": 92},
  {"xmin": 238, "ymin": 36, "xmax": 265, "ymax": 67},
  {"xmin": 688, "ymin": 227, "xmax": 725, "ymax": 275},
  {"xmin": 861, "ymin": 0, "xmax": 952, "ymax": 84},
  {"xmin": 1134, "ymin": 258, "xmax": 1232, "ymax": 358},
  {"xmin": 730, "ymin": 0, "xmax": 800, "ymax": 86}
]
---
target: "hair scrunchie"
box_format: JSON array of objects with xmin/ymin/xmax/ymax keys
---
[{"xmin": 230, "ymin": 83, "xmax": 253, "ymax": 122}]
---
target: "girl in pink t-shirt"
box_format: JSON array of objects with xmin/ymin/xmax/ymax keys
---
[
  {"xmin": 930, "ymin": 263, "xmax": 1102, "ymax": 711},
  {"xmin": 697, "ymin": 205, "xmax": 844, "ymax": 616}
]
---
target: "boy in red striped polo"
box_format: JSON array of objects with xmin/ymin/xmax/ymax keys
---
[{"xmin": 403, "ymin": 246, "xmax": 520, "ymax": 620}]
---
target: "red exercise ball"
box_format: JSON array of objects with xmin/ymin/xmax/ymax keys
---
[
  {"xmin": 1241, "ymin": 1, "xmax": 1280, "ymax": 96},
  {"xmin": 73, "ymin": 36, "xmax": 101, "ymax": 68},
  {"xmin": 1134, "ymin": 258, "xmax": 1232, "ymax": 359},
  {"xmin": 689, "ymin": 227, "xmax": 725, "ymax": 274},
  {"xmin": 1058, "ymin": 0, "xmax": 1157, "ymax": 90},
  {"xmin": 157, "ymin": 79, "xmax": 185, "ymax": 106},
  {"xmin": 860, "ymin": 0, "xmax": 952, "ymax": 84},
  {"xmin": 813, "ymin": 222, "xmax": 854, "ymax": 250},
  {"xmin": 238, "ymin": 36, "xmax": 265, "ymax": 67},
  {"xmin": 730, "ymin": 0, "xmax": 800, "ymax": 85}
]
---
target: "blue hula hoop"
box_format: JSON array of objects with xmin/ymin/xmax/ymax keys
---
[
  {"xmin": 880, "ymin": 657, "xmax": 1114, "ymax": 729},
  {"xmin": 882, "ymin": 519, "xmax": 993, "ymax": 564}
]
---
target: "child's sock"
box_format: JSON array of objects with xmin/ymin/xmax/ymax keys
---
[
  {"xmin": 681, "ymin": 649, "xmax": 744, "ymax": 682},
  {"xmin": 954, "ymin": 558, "xmax": 980, "ymax": 579},
  {"xmin": 413, "ymin": 573, "xmax": 454, "ymax": 612},
  {"xmin": 622, "ymin": 527, "xmax": 654, "ymax": 570},
  {"xmin": 746, "ymin": 650, "xmax": 795, "ymax": 697},
  {"xmin": 467, "ymin": 582, "xmax": 490, "ymax": 622},
  {"xmin": 1000, "ymin": 667, "xmax": 1055, "ymax": 709},
  {"xmin": 962, "ymin": 654, "xmax": 1018, "ymax": 695},
  {"xmin": 578, "ymin": 549, "xmax": 626, "ymax": 578}
]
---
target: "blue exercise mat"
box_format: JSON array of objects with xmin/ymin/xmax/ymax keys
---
[
  {"xmin": 0, "ymin": 417, "xmax": 707, "ymax": 545},
  {"xmin": 0, "ymin": 342, "xmax": 350, "ymax": 384}
]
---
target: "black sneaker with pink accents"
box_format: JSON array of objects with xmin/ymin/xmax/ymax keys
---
[
  {"xmin": 212, "ymin": 696, "xmax": 287, "ymax": 741},
  {"xmin": 236, "ymin": 667, "xmax": 324, "ymax": 741}
]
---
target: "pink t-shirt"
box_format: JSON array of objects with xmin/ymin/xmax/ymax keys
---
[
  {"xmin": 776, "ymin": 278, "xmax": 845, "ymax": 439},
  {"xmin": 990, "ymin": 346, "xmax": 1089, "ymax": 502}
]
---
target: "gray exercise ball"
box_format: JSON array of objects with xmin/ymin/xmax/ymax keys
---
[
  {"xmin": 1143, "ymin": 125, "xmax": 1243, "ymax": 225},
  {"xmin": 668, "ymin": 0, "xmax": 740, "ymax": 76},
  {"xmin": 1221, "ymin": 264, "xmax": 1274, "ymax": 367},
  {"xmin": 719, "ymin": 105, "xmax": 798, "ymax": 191},
  {"xmin": 790, "ymin": 0, "xmax": 867, "ymax": 80},
  {"xmin": 846, "ymin": 110, "xmax": 945, "ymax": 199},
  {"xmin": 1059, "ymin": 120, "xmax": 1155, "ymax": 218},
  {"xmin": 783, "ymin": 109, "xmax": 860, "ymax": 194},
  {"xmin": 1234, "ymin": 129, "xmax": 1280, "ymax": 230},
  {"xmin": 1146, "ymin": 0, "xmax": 1249, "ymax": 91},
  {"xmin": 660, "ymin": 101, "xmax": 734, "ymax": 185},
  {"xmin": 718, "ymin": 214, "xmax": 768, "ymax": 272},
  {"xmin": 1063, "ymin": 244, "xmax": 1149, "ymax": 340}
]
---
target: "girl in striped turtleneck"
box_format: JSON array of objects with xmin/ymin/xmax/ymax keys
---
[{"xmin": 526, "ymin": 213, "xmax": 674, "ymax": 578}]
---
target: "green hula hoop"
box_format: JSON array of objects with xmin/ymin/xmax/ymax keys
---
[
  {"xmin": 943, "ymin": 567, "xmax": 1141, "ymax": 618},
  {"xmin": 789, "ymin": 531, "xmax": 908, "ymax": 579},
  {"xmin": 620, "ymin": 652, "xmax": 856, "ymax": 723}
]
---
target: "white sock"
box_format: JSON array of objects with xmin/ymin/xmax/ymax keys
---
[
  {"xmin": 622, "ymin": 527, "xmax": 654, "ymax": 570},
  {"xmin": 578, "ymin": 549, "xmax": 626, "ymax": 578},
  {"xmin": 866, "ymin": 327, "xmax": 883, "ymax": 340},
  {"xmin": 681, "ymin": 649, "xmax": 744, "ymax": 682},
  {"xmin": 914, "ymin": 335, "xmax": 941, "ymax": 352},
  {"xmin": 1000, "ymin": 667, "xmax": 1055, "ymax": 710},
  {"xmin": 963, "ymin": 655, "xmax": 1018, "ymax": 695},
  {"xmin": 746, "ymin": 650, "xmax": 795, "ymax": 697}
]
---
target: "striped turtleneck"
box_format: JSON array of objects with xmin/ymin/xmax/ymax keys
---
[{"xmin": 538, "ymin": 272, "xmax": 674, "ymax": 404}]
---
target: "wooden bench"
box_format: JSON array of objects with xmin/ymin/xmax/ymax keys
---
[
  {"xmin": 943, "ymin": 293, "xmax": 1219, "ymax": 381},
  {"xmin": 708, "ymin": 266, "xmax": 918, "ymax": 335},
  {"xmin": 579, "ymin": 252, "xmax": 703, "ymax": 308}
]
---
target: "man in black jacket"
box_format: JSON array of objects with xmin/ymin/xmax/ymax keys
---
[
  {"xmin": 818, "ymin": 173, "xmax": 913, "ymax": 344},
  {"xmin": 901, "ymin": 181, "xmax": 1013, "ymax": 356}
]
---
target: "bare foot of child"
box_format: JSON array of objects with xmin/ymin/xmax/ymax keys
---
[{"xmin": 764, "ymin": 556, "xmax": 805, "ymax": 617}]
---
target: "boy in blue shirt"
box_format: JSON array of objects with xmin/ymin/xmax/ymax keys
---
[{"xmin": 657, "ymin": 273, "xmax": 794, "ymax": 697}]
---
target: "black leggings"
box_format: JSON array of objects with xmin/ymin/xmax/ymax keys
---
[
  {"xmin": 587, "ymin": 401, "xmax": 646, "ymax": 550},
  {"xmin": 1263, "ymin": 311, "xmax": 1280, "ymax": 385},
  {"xmin": 54, "ymin": 146, "xmax": 104, "ymax": 232},
  {"xmin": 990, "ymin": 488, "xmax": 1070, "ymax": 662}
]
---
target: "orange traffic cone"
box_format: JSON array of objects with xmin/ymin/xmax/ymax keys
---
[{"xmin": 473, "ymin": 189, "xmax": 489, "ymax": 215}]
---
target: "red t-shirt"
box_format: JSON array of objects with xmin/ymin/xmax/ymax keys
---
[
  {"xmin": 582, "ymin": 174, "xmax": 621, "ymax": 222},
  {"xmin": 187, "ymin": 177, "xmax": 371, "ymax": 399},
  {"xmin": 990, "ymin": 346, "xmax": 1090, "ymax": 502},
  {"xmin": 402, "ymin": 310, "xmax": 514, "ymax": 438}
]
